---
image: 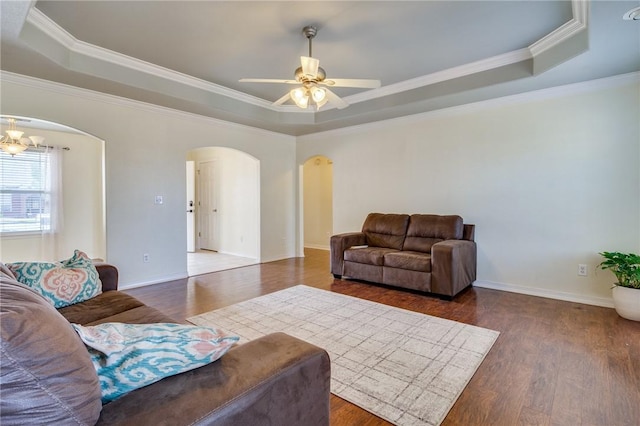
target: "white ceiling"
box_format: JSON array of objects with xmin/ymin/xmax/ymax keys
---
[{"xmin": 1, "ymin": 1, "xmax": 639, "ymax": 136}]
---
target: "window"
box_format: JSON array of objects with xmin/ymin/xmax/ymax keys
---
[{"xmin": 0, "ymin": 149, "xmax": 53, "ymax": 233}]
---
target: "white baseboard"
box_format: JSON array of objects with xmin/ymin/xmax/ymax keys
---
[
  {"xmin": 119, "ymin": 272, "xmax": 188, "ymax": 290},
  {"xmin": 473, "ymin": 280, "xmax": 614, "ymax": 308},
  {"xmin": 120, "ymin": 274, "xmax": 615, "ymax": 309},
  {"xmin": 304, "ymin": 244, "xmax": 330, "ymax": 251},
  {"xmin": 216, "ymin": 250, "xmax": 258, "ymax": 260},
  {"xmin": 260, "ymin": 253, "xmax": 293, "ymax": 263}
]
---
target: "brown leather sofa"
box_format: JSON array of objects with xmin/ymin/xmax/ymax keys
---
[
  {"xmin": 1, "ymin": 263, "xmax": 330, "ymax": 426},
  {"xmin": 331, "ymin": 213, "xmax": 476, "ymax": 298}
]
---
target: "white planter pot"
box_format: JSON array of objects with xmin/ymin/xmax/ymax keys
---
[{"xmin": 612, "ymin": 285, "xmax": 640, "ymax": 321}]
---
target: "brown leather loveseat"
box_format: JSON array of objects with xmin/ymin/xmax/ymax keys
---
[
  {"xmin": 330, "ymin": 213, "xmax": 476, "ymax": 298},
  {"xmin": 1, "ymin": 263, "xmax": 331, "ymax": 426}
]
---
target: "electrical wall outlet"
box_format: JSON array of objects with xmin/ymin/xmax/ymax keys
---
[
  {"xmin": 578, "ymin": 264, "xmax": 587, "ymax": 276},
  {"xmin": 154, "ymin": 195, "xmax": 163, "ymax": 205},
  {"xmin": 143, "ymin": 253, "xmax": 150, "ymax": 263}
]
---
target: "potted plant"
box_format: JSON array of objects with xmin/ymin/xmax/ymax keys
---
[{"xmin": 598, "ymin": 251, "xmax": 640, "ymax": 321}]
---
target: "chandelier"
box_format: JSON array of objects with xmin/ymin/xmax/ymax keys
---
[{"xmin": 0, "ymin": 118, "xmax": 45, "ymax": 156}]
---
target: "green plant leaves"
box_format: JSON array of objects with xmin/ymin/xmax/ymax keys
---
[{"xmin": 598, "ymin": 252, "xmax": 640, "ymax": 289}]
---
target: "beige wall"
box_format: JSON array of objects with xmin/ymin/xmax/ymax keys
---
[
  {"xmin": 297, "ymin": 76, "xmax": 640, "ymax": 306},
  {"xmin": 303, "ymin": 155, "xmax": 333, "ymax": 250},
  {"xmin": 3, "ymin": 71, "xmax": 638, "ymax": 303},
  {"xmin": 1, "ymin": 73, "xmax": 296, "ymax": 288},
  {"xmin": 1, "ymin": 128, "xmax": 105, "ymax": 262}
]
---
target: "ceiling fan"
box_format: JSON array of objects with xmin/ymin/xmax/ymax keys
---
[{"xmin": 240, "ymin": 26, "xmax": 381, "ymax": 110}]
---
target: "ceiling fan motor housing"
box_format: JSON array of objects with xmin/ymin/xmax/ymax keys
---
[
  {"xmin": 295, "ymin": 66, "xmax": 326, "ymax": 83},
  {"xmin": 303, "ymin": 26, "xmax": 317, "ymax": 39}
]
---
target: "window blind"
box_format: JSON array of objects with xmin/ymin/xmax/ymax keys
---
[{"xmin": 0, "ymin": 149, "xmax": 51, "ymax": 233}]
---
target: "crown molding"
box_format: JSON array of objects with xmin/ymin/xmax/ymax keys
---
[
  {"xmin": 353, "ymin": 0, "xmax": 588, "ymax": 105},
  {"xmin": 26, "ymin": 8, "xmax": 275, "ymax": 111},
  {"xmin": 4, "ymin": 70, "xmax": 635, "ymax": 142},
  {"xmin": 0, "ymin": 71, "xmax": 295, "ymax": 140},
  {"xmin": 572, "ymin": 0, "xmax": 590, "ymax": 26},
  {"xmin": 348, "ymin": 48, "xmax": 533, "ymax": 104},
  {"xmin": 529, "ymin": 0, "xmax": 589, "ymax": 57},
  {"xmin": 298, "ymin": 72, "xmax": 639, "ymax": 141},
  {"xmin": 22, "ymin": 1, "xmax": 590, "ymax": 115},
  {"xmin": 25, "ymin": 4, "xmax": 75, "ymax": 48}
]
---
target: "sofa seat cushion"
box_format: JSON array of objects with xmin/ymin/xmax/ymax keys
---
[
  {"xmin": 361, "ymin": 213, "xmax": 410, "ymax": 250},
  {"xmin": 0, "ymin": 274, "xmax": 102, "ymax": 425},
  {"xmin": 86, "ymin": 304, "xmax": 176, "ymax": 326},
  {"xmin": 344, "ymin": 247, "xmax": 398, "ymax": 266},
  {"xmin": 384, "ymin": 251, "xmax": 432, "ymax": 272},
  {"xmin": 58, "ymin": 291, "xmax": 146, "ymax": 325}
]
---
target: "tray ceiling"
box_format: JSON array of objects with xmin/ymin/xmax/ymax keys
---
[{"xmin": 1, "ymin": 1, "xmax": 639, "ymax": 135}]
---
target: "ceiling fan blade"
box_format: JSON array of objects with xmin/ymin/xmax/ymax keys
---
[
  {"xmin": 239, "ymin": 78, "xmax": 297, "ymax": 84},
  {"xmin": 273, "ymin": 92, "xmax": 291, "ymax": 106},
  {"xmin": 324, "ymin": 88, "xmax": 349, "ymax": 110},
  {"xmin": 321, "ymin": 78, "xmax": 381, "ymax": 89},
  {"xmin": 301, "ymin": 56, "xmax": 320, "ymax": 79}
]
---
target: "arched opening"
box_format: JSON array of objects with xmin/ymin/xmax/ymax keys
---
[
  {"xmin": 0, "ymin": 115, "xmax": 106, "ymax": 262},
  {"xmin": 302, "ymin": 155, "xmax": 333, "ymax": 251},
  {"xmin": 186, "ymin": 146, "xmax": 260, "ymax": 275}
]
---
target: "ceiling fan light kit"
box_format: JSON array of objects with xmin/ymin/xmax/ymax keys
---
[
  {"xmin": 290, "ymin": 84, "xmax": 327, "ymax": 110},
  {"xmin": 290, "ymin": 87, "xmax": 309, "ymax": 108},
  {"xmin": 240, "ymin": 25, "xmax": 381, "ymax": 111}
]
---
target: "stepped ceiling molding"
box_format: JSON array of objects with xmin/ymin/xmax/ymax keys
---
[{"xmin": 1, "ymin": 1, "xmax": 639, "ymax": 136}]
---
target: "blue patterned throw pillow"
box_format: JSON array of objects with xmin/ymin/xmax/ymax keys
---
[
  {"xmin": 72, "ymin": 322, "xmax": 240, "ymax": 403},
  {"xmin": 7, "ymin": 250, "xmax": 102, "ymax": 308}
]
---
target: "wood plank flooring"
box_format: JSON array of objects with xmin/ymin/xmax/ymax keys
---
[{"xmin": 125, "ymin": 249, "xmax": 640, "ymax": 426}]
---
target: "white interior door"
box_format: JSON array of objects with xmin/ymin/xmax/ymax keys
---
[
  {"xmin": 186, "ymin": 161, "xmax": 195, "ymax": 252},
  {"xmin": 199, "ymin": 160, "xmax": 218, "ymax": 251}
]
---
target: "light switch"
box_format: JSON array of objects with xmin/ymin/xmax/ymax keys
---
[{"xmin": 154, "ymin": 195, "xmax": 163, "ymax": 205}]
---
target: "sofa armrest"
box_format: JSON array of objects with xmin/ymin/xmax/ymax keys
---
[
  {"xmin": 330, "ymin": 232, "xmax": 367, "ymax": 277},
  {"xmin": 95, "ymin": 263, "xmax": 118, "ymax": 292},
  {"xmin": 96, "ymin": 332, "xmax": 330, "ymax": 426},
  {"xmin": 431, "ymin": 240, "xmax": 477, "ymax": 297},
  {"xmin": 463, "ymin": 224, "xmax": 475, "ymax": 241}
]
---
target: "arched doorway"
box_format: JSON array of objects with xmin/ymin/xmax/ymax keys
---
[
  {"xmin": 0, "ymin": 115, "xmax": 106, "ymax": 262},
  {"xmin": 186, "ymin": 146, "xmax": 260, "ymax": 275},
  {"xmin": 302, "ymin": 155, "xmax": 333, "ymax": 251}
]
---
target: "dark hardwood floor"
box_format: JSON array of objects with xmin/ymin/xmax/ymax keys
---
[{"xmin": 125, "ymin": 249, "xmax": 640, "ymax": 426}]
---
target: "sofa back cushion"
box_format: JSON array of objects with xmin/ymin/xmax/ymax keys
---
[
  {"xmin": 0, "ymin": 270, "xmax": 102, "ymax": 426},
  {"xmin": 361, "ymin": 213, "xmax": 410, "ymax": 250},
  {"xmin": 403, "ymin": 214, "xmax": 464, "ymax": 253}
]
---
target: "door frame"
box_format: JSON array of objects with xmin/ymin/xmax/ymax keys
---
[
  {"xmin": 298, "ymin": 156, "xmax": 333, "ymax": 256},
  {"xmin": 186, "ymin": 160, "xmax": 196, "ymax": 252}
]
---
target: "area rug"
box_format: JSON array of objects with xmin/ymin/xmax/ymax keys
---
[{"xmin": 188, "ymin": 285, "xmax": 499, "ymax": 426}]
